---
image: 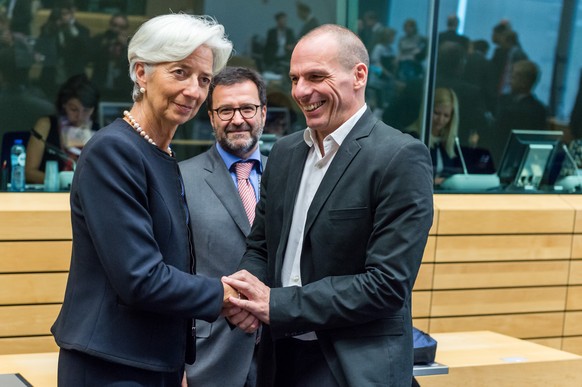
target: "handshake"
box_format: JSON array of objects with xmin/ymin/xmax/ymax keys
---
[{"xmin": 220, "ymin": 270, "xmax": 270, "ymax": 333}]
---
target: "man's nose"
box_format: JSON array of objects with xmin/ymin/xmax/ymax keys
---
[{"xmin": 230, "ymin": 109, "xmax": 246, "ymax": 125}]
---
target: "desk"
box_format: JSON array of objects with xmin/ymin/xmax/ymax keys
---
[
  {"xmin": 2, "ymin": 332, "xmax": 581, "ymax": 386},
  {"xmin": 0, "ymin": 352, "xmax": 58, "ymax": 386},
  {"xmin": 418, "ymin": 331, "xmax": 582, "ymax": 386}
]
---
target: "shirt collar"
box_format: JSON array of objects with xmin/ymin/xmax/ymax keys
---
[
  {"xmin": 303, "ymin": 104, "xmax": 367, "ymax": 148},
  {"xmin": 216, "ymin": 143, "xmax": 263, "ymax": 172}
]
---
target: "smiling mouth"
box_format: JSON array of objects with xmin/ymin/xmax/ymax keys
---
[
  {"xmin": 228, "ymin": 129, "xmax": 249, "ymax": 135},
  {"xmin": 175, "ymin": 102, "xmax": 193, "ymax": 111},
  {"xmin": 303, "ymin": 101, "xmax": 325, "ymax": 112}
]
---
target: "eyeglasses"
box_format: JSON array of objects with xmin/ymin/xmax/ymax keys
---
[{"xmin": 212, "ymin": 104, "xmax": 261, "ymax": 121}]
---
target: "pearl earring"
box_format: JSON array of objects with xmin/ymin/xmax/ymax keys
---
[{"xmin": 139, "ymin": 87, "xmax": 146, "ymax": 94}]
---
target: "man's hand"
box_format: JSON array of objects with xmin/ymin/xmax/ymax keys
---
[
  {"xmin": 221, "ymin": 280, "xmax": 239, "ymax": 306},
  {"xmin": 222, "ymin": 270, "xmax": 271, "ymax": 325},
  {"xmin": 221, "ymin": 277, "xmax": 260, "ymax": 333}
]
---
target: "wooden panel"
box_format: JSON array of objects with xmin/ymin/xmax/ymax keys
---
[
  {"xmin": 0, "ymin": 241, "xmax": 71, "ymax": 272},
  {"xmin": 431, "ymin": 287, "xmax": 567, "ymax": 316},
  {"xmin": 414, "ymin": 263, "xmax": 433, "ymax": 290},
  {"xmin": 558, "ymin": 195, "xmax": 582, "ymax": 234},
  {"xmin": 429, "ymin": 200, "xmax": 438, "ymax": 236},
  {"xmin": 420, "ymin": 357, "xmax": 582, "ymax": 386},
  {"xmin": 429, "ymin": 313, "xmax": 565, "ymax": 339},
  {"xmin": 435, "ymin": 235, "xmax": 572, "ymax": 262},
  {"xmin": 412, "ymin": 318, "xmax": 429, "ymax": 332},
  {"xmin": 434, "ymin": 195, "xmax": 574, "ymax": 235},
  {"xmin": 571, "ymin": 235, "xmax": 582, "ymax": 259},
  {"xmin": 0, "ymin": 336, "xmax": 58, "ymax": 355},
  {"xmin": 0, "ymin": 274, "xmax": 67, "ymax": 305},
  {"xmin": 567, "ymin": 286, "xmax": 582, "ymax": 310},
  {"xmin": 423, "ymin": 236, "xmax": 436, "ymax": 263},
  {"xmin": 0, "ymin": 305, "xmax": 61, "ymax": 336},
  {"xmin": 412, "ymin": 291, "xmax": 431, "ymax": 318},
  {"xmin": 564, "ymin": 311, "xmax": 582, "ymax": 336},
  {"xmin": 0, "ymin": 193, "xmax": 71, "ymax": 240},
  {"xmin": 432, "ymin": 261, "xmax": 570, "ymax": 289},
  {"xmin": 528, "ymin": 337, "xmax": 562, "ymax": 350},
  {"xmin": 569, "ymin": 260, "xmax": 582, "ymax": 284},
  {"xmin": 562, "ymin": 336, "xmax": 582, "ymax": 356},
  {"xmin": 419, "ymin": 331, "xmax": 582, "ymax": 387}
]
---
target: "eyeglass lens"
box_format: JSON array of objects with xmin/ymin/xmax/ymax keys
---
[{"xmin": 216, "ymin": 105, "xmax": 259, "ymax": 120}]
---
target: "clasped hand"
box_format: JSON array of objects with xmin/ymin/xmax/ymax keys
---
[{"xmin": 220, "ymin": 270, "xmax": 270, "ymax": 333}]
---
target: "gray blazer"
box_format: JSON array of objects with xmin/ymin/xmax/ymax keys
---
[
  {"xmin": 179, "ymin": 145, "xmax": 266, "ymax": 387},
  {"xmin": 240, "ymin": 109, "xmax": 434, "ymax": 387}
]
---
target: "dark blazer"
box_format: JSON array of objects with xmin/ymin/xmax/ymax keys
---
[
  {"xmin": 298, "ymin": 16, "xmax": 319, "ymax": 38},
  {"xmin": 491, "ymin": 93, "xmax": 548, "ymax": 166},
  {"xmin": 179, "ymin": 146, "xmax": 266, "ymax": 386},
  {"xmin": 239, "ymin": 109, "xmax": 434, "ymax": 386},
  {"xmin": 51, "ymin": 119, "xmax": 223, "ymax": 373},
  {"xmin": 263, "ymin": 27, "xmax": 296, "ymax": 68},
  {"xmin": 438, "ymin": 30, "xmax": 470, "ymax": 51}
]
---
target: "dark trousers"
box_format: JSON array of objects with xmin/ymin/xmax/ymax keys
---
[
  {"xmin": 274, "ymin": 338, "xmax": 340, "ymax": 387},
  {"xmin": 58, "ymin": 348, "xmax": 183, "ymax": 386}
]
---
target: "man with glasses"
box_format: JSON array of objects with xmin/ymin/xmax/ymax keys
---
[{"xmin": 179, "ymin": 66, "xmax": 267, "ymax": 387}]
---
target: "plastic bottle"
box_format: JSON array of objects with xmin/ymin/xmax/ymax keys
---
[{"xmin": 10, "ymin": 139, "xmax": 26, "ymax": 192}]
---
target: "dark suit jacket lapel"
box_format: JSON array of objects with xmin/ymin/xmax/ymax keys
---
[
  {"xmin": 204, "ymin": 146, "xmax": 250, "ymax": 235},
  {"xmin": 304, "ymin": 109, "xmax": 377, "ymax": 236}
]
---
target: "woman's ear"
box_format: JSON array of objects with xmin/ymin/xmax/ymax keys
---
[{"xmin": 135, "ymin": 62, "xmax": 147, "ymax": 89}]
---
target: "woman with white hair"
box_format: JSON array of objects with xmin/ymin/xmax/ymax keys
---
[{"xmin": 51, "ymin": 14, "xmax": 236, "ymax": 386}]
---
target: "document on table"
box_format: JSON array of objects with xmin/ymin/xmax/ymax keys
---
[{"xmin": 0, "ymin": 373, "xmax": 33, "ymax": 387}]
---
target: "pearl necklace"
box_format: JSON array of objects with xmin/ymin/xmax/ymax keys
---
[{"xmin": 123, "ymin": 110, "xmax": 172, "ymax": 155}]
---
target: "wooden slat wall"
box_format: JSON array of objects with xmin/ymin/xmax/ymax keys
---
[
  {"xmin": 2, "ymin": 192, "xmax": 582, "ymax": 355},
  {"xmin": 0, "ymin": 193, "xmax": 70, "ymax": 355},
  {"xmin": 558, "ymin": 195, "xmax": 582, "ymax": 355},
  {"xmin": 411, "ymin": 194, "xmax": 582, "ymax": 356}
]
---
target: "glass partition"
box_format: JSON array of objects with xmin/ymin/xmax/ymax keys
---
[
  {"xmin": 0, "ymin": 0, "xmax": 580, "ymax": 193},
  {"xmin": 430, "ymin": 0, "xmax": 579, "ymax": 193}
]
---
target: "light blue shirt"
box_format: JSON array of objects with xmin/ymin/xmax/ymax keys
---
[{"xmin": 216, "ymin": 143, "xmax": 263, "ymax": 202}]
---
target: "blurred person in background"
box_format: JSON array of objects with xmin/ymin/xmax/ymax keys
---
[
  {"xmin": 263, "ymin": 12, "xmax": 295, "ymax": 73},
  {"xmin": 90, "ymin": 13, "xmax": 132, "ymax": 101},
  {"xmin": 406, "ymin": 87, "xmax": 462, "ymax": 186},
  {"xmin": 36, "ymin": 1, "xmax": 90, "ymax": 98},
  {"xmin": 25, "ymin": 73, "xmax": 99, "ymax": 183}
]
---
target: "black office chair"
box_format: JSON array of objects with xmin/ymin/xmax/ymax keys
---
[{"xmin": 1, "ymin": 131, "xmax": 31, "ymax": 183}]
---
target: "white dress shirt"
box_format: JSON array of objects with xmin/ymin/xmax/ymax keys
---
[{"xmin": 281, "ymin": 104, "xmax": 367, "ymax": 339}]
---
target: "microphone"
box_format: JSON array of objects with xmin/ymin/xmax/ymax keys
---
[
  {"xmin": 454, "ymin": 137, "xmax": 469, "ymax": 174},
  {"xmin": 562, "ymin": 143, "xmax": 579, "ymax": 173},
  {"xmin": 30, "ymin": 128, "xmax": 77, "ymax": 171},
  {"xmin": 440, "ymin": 137, "xmax": 500, "ymax": 190}
]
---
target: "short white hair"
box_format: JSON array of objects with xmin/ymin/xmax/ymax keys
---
[{"xmin": 128, "ymin": 14, "xmax": 233, "ymax": 101}]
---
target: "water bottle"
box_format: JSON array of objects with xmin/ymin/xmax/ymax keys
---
[{"xmin": 10, "ymin": 139, "xmax": 26, "ymax": 192}]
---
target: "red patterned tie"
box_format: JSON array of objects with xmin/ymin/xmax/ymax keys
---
[{"xmin": 235, "ymin": 161, "xmax": 256, "ymax": 224}]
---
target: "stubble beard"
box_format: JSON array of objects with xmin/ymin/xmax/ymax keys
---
[{"xmin": 216, "ymin": 124, "xmax": 263, "ymax": 158}]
